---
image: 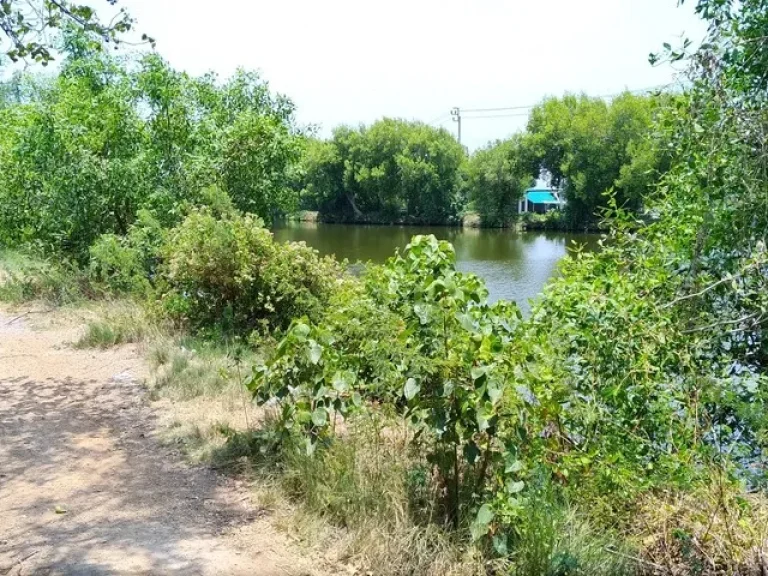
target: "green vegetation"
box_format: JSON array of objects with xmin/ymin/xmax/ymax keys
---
[
  {"xmin": 525, "ymin": 92, "xmax": 668, "ymax": 227},
  {"xmin": 465, "ymin": 136, "xmax": 532, "ymax": 228},
  {"xmin": 75, "ymin": 304, "xmax": 158, "ymax": 349},
  {"xmin": 294, "ymin": 92, "xmax": 662, "ymax": 229},
  {"xmin": 2, "ymin": 1, "xmax": 768, "ymax": 574},
  {"xmin": 1, "ymin": 1, "xmax": 142, "ymax": 64},
  {"xmin": 299, "ymin": 119, "xmax": 466, "ymax": 224},
  {"xmin": 0, "ymin": 36, "xmax": 301, "ymax": 261}
]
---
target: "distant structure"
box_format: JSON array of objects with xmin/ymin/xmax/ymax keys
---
[{"xmin": 518, "ymin": 187, "xmax": 564, "ymax": 214}]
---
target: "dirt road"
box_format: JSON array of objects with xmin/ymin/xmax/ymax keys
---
[{"xmin": 0, "ymin": 308, "xmax": 315, "ymax": 576}]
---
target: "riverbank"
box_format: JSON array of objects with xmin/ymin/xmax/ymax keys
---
[{"xmin": 286, "ymin": 211, "xmax": 601, "ymax": 233}]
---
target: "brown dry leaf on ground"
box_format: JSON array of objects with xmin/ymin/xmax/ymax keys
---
[{"xmin": 0, "ymin": 305, "xmax": 332, "ymax": 576}]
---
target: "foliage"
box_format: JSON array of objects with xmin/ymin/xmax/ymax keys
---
[
  {"xmin": 89, "ymin": 209, "xmax": 165, "ymax": 295},
  {"xmin": 299, "ymin": 119, "xmax": 466, "ymax": 224},
  {"xmin": 0, "ymin": 37, "xmax": 302, "ymax": 260},
  {"xmin": 465, "ymin": 136, "xmax": 532, "ymax": 228},
  {"xmin": 634, "ymin": 481, "xmax": 768, "ymax": 575},
  {"xmin": 0, "ymin": 248, "xmax": 89, "ymax": 304},
  {"xmin": 250, "ymin": 11, "xmax": 768, "ymax": 545},
  {"xmin": 158, "ymin": 209, "xmax": 343, "ymax": 335},
  {"xmin": 0, "ymin": 0, "xmax": 146, "ymax": 63},
  {"xmin": 252, "ymin": 236, "xmax": 534, "ymax": 535},
  {"xmin": 519, "ymin": 210, "xmax": 568, "ymax": 231},
  {"xmin": 525, "ymin": 92, "xmax": 668, "ymax": 225}
]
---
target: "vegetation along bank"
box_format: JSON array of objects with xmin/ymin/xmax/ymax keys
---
[{"xmin": 2, "ymin": 0, "xmax": 768, "ymax": 574}]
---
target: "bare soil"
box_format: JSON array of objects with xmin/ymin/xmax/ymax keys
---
[{"xmin": 0, "ymin": 307, "xmax": 321, "ymax": 576}]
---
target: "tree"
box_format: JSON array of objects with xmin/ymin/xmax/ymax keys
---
[
  {"xmin": 0, "ymin": 32, "xmax": 303, "ymax": 258},
  {"xmin": 466, "ymin": 136, "xmax": 532, "ymax": 228},
  {"xmin": 525, "ymin": 92, "xmax": 663, "ymax": 226},
  {"xmin": 0, "ymin": 0, "xmax": 148, "ymax": 64},
  {"xmin": 300, "ymin": 119, "xmax": 466, "ymax": 224}
]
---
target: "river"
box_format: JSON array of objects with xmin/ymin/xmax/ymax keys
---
[{"xmin": 273, "ymin": 222, "xmax": 598, "ymax": 313}]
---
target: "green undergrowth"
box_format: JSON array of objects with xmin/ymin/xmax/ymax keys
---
[{"xmin": 0, "ymin": 249, "xmax": 90, "ymax": 305}]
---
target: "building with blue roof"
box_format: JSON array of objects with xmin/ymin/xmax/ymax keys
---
[{"xmin": 518, "ymin": 188, "xmax": 564, "ymax": 214}]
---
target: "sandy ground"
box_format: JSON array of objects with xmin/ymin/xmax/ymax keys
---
[{"xmin": 0, "ymin": 307, "xmax": 320, "ymax": 576}]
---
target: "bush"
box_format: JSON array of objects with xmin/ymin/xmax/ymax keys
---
[
  {"xmin": 520, "ymin": 210, "xmax": 568, "ymax": 231},
  {"xmin": 158, "ymin": 209, "xmax": 343, "ymax": 335},
  {"xmin": 89, "ymin": 210, "xmax": 165, "ymax": 296}
]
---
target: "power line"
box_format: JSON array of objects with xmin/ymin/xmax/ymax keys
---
[
  {"xmin": 426, "ymin": 113, "xmax": 450, "ymax": 125},
  {"xmin": 462, "ymin": 112, "xmax": 531, "ymax": 120},
  {"xmin": 462, "ymin": 104, "xmax": 535, "ymax": 114}
]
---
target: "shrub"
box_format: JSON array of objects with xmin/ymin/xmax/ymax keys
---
[
  {"xmin": 89, "ymin": 210, "xmax": 165, "ymax": 296},
  {"xmin": 158, "ymin": 209, "xmax": 343, "ymax": 335}
]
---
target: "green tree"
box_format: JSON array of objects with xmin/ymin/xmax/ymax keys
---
[
  {"xmin": 525, "ymin": 92, "xmax": 663, "ymax": 226},
  {"xmin": 0, "ymin": 0, "xmax": 146, "ymax": 63},
  {"xmin": 0, "ymin": 33, "xmax": 303, "ymax": 258},
  {"xmin": 300, "ymin": 119, "xmax": 466, "ymax": 224},
  {"xmin": 466, "ymin": 136, "xmax": 532, "ymax": 227}
]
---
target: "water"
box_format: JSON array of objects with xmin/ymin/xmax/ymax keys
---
[{"xmin": 273, "ymin": 223, "xmax": 598, "ymax": 313}]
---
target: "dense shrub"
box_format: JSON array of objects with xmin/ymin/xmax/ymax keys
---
[
  {"xmin": 89, "ymin": 210, "xmax": 165, "ymax": 296},
  {"xmin": 0, "ymin": 37, "xmax": 302, "ymax": 261},
  {"xmin": 158, "ymin": 209, "xmax": 343, "ymax": 335}
]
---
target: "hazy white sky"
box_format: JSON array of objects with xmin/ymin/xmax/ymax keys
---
[{"xmin": 120, "ymin": 1, "xmax": 705, "ymax": 149}]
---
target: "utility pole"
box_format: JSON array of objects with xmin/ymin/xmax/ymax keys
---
[{"xmin": 451, "ymin": 107, "xmax": 461, "ymax": 145}]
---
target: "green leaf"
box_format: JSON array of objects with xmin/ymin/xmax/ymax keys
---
[
  {"xmin": 404, "ymin": 378, "xmax": 420, "ymax": 400},
  {"xmin": 471, "ymin": 366, "xmax": 487, "ymax": 381},
  {"xmin": 476, "ymin": 405, "xmax": 490, "ymax": 431},
  {"xmin": 457, "ymin": 312, "xmax": 475, "ymax": 331},
  {"xmin": 311, "ymin": 407, "xmax": 327, "ymax": 427},
  {"xmin": 476, "ymin": 503, "xmax": 494, "ymax": 525},
  {"xmin": 487, "ymin": 379, "xmax": 503, "ymax": 404},
  {"xmin": 492, "ymin": 534, "xmax": 509, "ymax": 556},
  {"xmin": 308, "ymin": 340, "xmax": 322, "ymax": 365},
  {"xmin": 470, "ymin": 503, "xmax": 495, "ymax": 541},
  {"xmin": 332, "ymin": 370, "xmax": 353, "ymax": 392},
  {"xmin": 294, "ymin": 322, "xmax": 310, "ymax": 339},
  {"xmin": 506, "ymin": 480, "xmax": 525, "ymax": 494}
]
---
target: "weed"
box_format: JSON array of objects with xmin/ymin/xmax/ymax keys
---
[
  {"xmin": 75, "ymin": 304, "xmax": 157, "ymax": 349},
  {"xmin": 0, "ymin": 249, "xmax": 89, "ymax": 305}
]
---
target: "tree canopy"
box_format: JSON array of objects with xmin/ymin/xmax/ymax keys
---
[
  {"xmin": 0, "ymin": 0, "xmax": 147, "ymax": 64},
  {"xmin": 300, "ymin": 119, "xmax": 466, "ymax": 224},
  {"xmin": 525, "ymin": 92, "xmax": 667, "ymax": 225},
  {"xmin": 465, "ymin": 136, "xmax": 532, "ymax": 227},
  {"xmin": 0, "ymin": 33, "xmax": 300, "ymax": 259}
]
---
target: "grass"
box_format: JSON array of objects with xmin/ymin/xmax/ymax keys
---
[
  {"xmin": 633, "ymin": 481, "xmax": 768, "ymax": 575},
  {"xmin": 0, "ymin": 248, "xmax": 89, "ymax": 305},
  {"xmin": 0, "ymin": 263, "xmax": 636, "ymax": 576},
  {"xmin": 75, "ymin": 303, "xmax": 159, "ymax": 349}
]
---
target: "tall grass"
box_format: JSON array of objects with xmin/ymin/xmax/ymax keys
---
[
  {"xmin": 75, "ymin": 304, "xmax": 159, "ymax": 348},
  {"xmin": 0, "ymin": 249, "xmax": 89, "ymax": 305}
]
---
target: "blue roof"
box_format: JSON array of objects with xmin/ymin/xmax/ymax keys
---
[{"xmin": 525, "ymin": 189, "xmax": 560, "ymax": 204}]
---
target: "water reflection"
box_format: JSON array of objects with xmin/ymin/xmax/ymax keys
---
[{"xmin": 273, "ymin": 222, "xmax": 598, "ymax": 313}]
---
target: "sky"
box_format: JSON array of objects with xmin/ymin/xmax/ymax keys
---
[{"xmin": 85, "ymin": 1, "xmax": 707, "ymax": 150}]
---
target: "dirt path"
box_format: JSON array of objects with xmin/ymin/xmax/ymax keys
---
[{"xmin": 0, "ymin": 308, "xmax": 318, "ymax": 576}]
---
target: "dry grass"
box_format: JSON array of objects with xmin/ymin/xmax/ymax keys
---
[
  {"xmin": 74, "ymin": 302, "xmax": 160, "ymax": 349},
  {"xmin": 633, "ymin": 479, "xmax": 768, "ymax": 576}
]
